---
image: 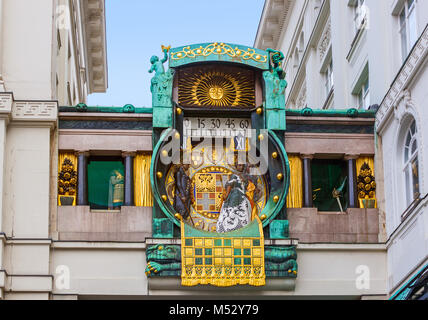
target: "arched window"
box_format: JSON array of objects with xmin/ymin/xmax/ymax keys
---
[{"xmin": 403, "ymin": 120, "xmax": 420, "ymax": 206}]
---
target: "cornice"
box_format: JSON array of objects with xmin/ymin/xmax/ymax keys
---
[
  {"xmin": 0, "ymin": 93, "xmax": 58, "ymax": 127},
  {"xmin": 376, "ymin": 24, "xmax": 428, "ymax": 133},
  {"xmin": 80, "ymin": 0, "xmax": 108, "ymax": 93},
  {"xmin": 254, "ymin": 0, "xmax": 294, "ymax": 50}
]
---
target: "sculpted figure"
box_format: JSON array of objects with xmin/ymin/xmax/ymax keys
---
[
  {"xmin": 173, "ymin": 164, "xmax": 192, "ymax": 222},
  {"xmin": 108, "ymin": 169, "xmax": 124, "ymax": 209},
  {"xmin": 145, "ymin": 244, "xmax": 181, "ymax": 276},
  {"xmin": 263, "ymin": 48, "xmax": 287, "ymax": 109},
  {"xmin": 217, "ymin": 164, "xmax": 252, "ymax": 233},
  {"xmin": 149, "ymin": 45, "xmax": 174, "ymax": 107}
]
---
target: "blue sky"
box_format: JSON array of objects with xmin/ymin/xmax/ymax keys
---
[{"xmin": 88, "ymin": 0, "xmax": 265, "ymax": 107}]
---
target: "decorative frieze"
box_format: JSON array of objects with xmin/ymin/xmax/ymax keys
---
[
  {"xmin": 376, "ymin": 26, "xmax": 428, "ymax": 132},
  {"xmin": 12, "ymin": 101, "xmax": 57, "ymax": 122},
  {"xmin": 295, "ymin": 82, "xmax": 307, "ymax": 109},
  {"xmin": 318, "ymin": 20, "xmax": 331, "ymax": 61},
  {"xmin": 0, "ymin": 93, "xmax": 13, "ymax": 114}
]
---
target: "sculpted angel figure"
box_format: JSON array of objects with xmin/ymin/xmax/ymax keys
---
[{"xmin": 149, "ymin": 45, "xmax": 173, "ymax": 107}]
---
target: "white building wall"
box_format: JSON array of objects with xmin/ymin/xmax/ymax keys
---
[
  {"xmin": 256, "ymin": 0, "xmax": 428, "ymax": 298},
  {"xmin": 2, "ymin": 0, "xmax": 55, "ymax": 100},
  {"xmin": 0, "ymin": 0, "xmax": 107, "ymax": 299}
]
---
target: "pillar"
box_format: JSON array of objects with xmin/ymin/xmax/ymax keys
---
[
  {"xmin": 122, "ymin": 152, "xmax": 135, "ymax": 206},
  {"xmin": 301, "ymin": 154, "xmax": 314, "ymax": 208},
  {"xmin": 345, "ymin": 154, "xmax": 359, "ymax": 208},
  {"xmin": 76, "ymin": 151, "xmax": 89, "ymax": 206}
]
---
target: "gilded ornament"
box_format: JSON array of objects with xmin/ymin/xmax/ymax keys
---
[
  {"xmin": 272, "ymin": 152, "xmax": 278, "ymax": 159},
  {"xmin": 277, "ymin": 173, "xmax": 284, "ymax": 181},
  {"xmin": 178, "ymin": 67, "xmax": 255, "ymax": 107},
  {"xmin": 273, "ymin": 195, "xmax": 279, "ymax": 203},
  {"xmin": 357, "ymin": 162, "xmax": 376, "ymax": 200},
  {"xmin": 58, "ymin": 158, "xmax": 77, "ymax": 197},
  {"xmin": 260, "ymin": 214, "xmax": 267, "ymax": 221},
  {"xmin": 171, "ymin": 42, "xmax": 267, "ymax": 63},
  {"xmin": 156, "ymin": 171, "xmax": 163, "ymax": 179},
  {"xmin": 161, "ymin": 195, "xmax": 168, "ymax": 202},
  {"xmin": 176, "ymin": 107, "xmax": 182, "ymax": 115},
  {"xmin": 256, "ymin": 107, "xmax": 263, "ymax": 115}
]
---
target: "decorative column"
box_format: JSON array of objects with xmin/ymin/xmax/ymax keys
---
[
  {"xmin": 345, "ymin": 154, "xmax": 359, "ymax": 209},
  {"xmin": 301, "ymin": 154, "xmax": 314, "ymax": 208},
  {"xmin": 123, "ymin": 152, "xmax": 135, "ymax": 206},
  {"xmin": 76, "ymin": 151, "xmax": 89, "ymax": 206}
]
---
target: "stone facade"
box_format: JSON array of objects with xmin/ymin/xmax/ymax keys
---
[{"xmin": 256, "ymin": 0, "xmax": 428, "ymax": 299}]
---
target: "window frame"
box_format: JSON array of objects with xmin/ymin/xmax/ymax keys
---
[
  {"xmin": 399, "ymin": 0, "xmax": 418, "ymax": 62},
  {"xmin": 403, "ymin": 120, "xmax": 420, "ymax": 206},
  {"xmin": 357, "ymin": 77, "xmax": 370, "ymax": 110},
  {"xmin": 324, "ymin": 59, "xmax": 334, "ymax": 98},
  {"xmin": 353, "ymin": 0, "xmax": 367, "ymax": 32}
]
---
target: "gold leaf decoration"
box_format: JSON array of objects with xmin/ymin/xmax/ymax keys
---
[
  {"xmin": 357, "ymin": 162, "xmax": 376, "ymax": 199},
  {"xmin": 178, "ymin": 67, "xmax": 255, "ymax": 107},
  {"xmin": 171, "ymin": 42, "xmax": 267, "ymax": 63}
]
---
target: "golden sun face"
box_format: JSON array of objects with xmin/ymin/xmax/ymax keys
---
[
  {"xmin": 178, "ymin": 67, "xmax": 255, "ymax": 108},
  {"xmin": 208, "ymin": 86, "xmax": 224, "ymax": 100}
]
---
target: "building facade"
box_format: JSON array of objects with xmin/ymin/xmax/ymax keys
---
[
  {"xmin": 255, "ymin": 0, "xmax": 428, "ymax": 299},
  {"xmin": 0, "ymin": 0, "xmax": 107, "ymax": 299},
  {"xmin": 0, "ymin": 0, "xmax": 425, "ymax": 300}
]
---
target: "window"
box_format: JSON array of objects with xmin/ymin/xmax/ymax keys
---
[
  {"xmin": 358, "ymin": 77, "xmax": 370, "ymax": 110},
  {"xmin": 87, "ymin": 157, "xmax": 125, "ymax": 210},
  {"xmin": 324, "ymin": 59, "xmax": 334, "ymax": 97},
  {"xmin": 403, "ymin": 120, "xmax": 420, "ymax": 206},
  {"xmin": 354, "ymin": 0, "xmax": 368, "ymax": 32},
  {"xmin": 312, "ymin": 159, "xmax": 348, "ymax": 212},
  {"xmin": 399, "ymin": 0, "xmax": 417, "ymax": 61}
]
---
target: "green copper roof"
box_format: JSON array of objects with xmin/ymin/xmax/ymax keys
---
[
  {"xmin": 59, "ymin": 104, "xmax": 153, "ymax": 114},
  {"xmin": 59, "ymin": 104, "xmax": 376, "ymax": 119},
  {"xmin": 286, "ymin": 107, "xmax": 376, "ymax": 118}
]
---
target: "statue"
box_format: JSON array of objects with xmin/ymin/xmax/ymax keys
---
[
  {"xmin": 145, "ymin": 244, "xmax": 181, "ymax": 276},
  {"xmin": 108, "ymin": 169, "xmax": 124, "ymax": 209},
  {"xmin": 263, "ymin": 48, "xmax": 287, "ymax": 109},
  {"xmin": 217, "ymin": 163, "xmax": 252, "ymax": 233},
  {"xmin": 173, "ymin": 164, "xmax": 192, "ymax": 223},
  {"xmin": 149, "ymin": 45, "xmax": 174, "ymax": 107}
]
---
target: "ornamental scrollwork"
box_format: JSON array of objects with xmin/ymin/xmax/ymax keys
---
[{"xmin": 171, "ymin": 42, "xmax": 267, "ymax": 63}]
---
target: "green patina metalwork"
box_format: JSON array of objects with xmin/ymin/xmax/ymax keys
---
[
  {"xmin": 145, "ymin": 244, "xmax": 181, "ymax": 276},
  {"xmin": 286, "ymin": 107, "xmax": 377, "ymax": 118},
  {"xmin": 152, "ymin": 218, "xmax": 174, "ymax": 239},
  {"xmin": 264, "ymin": 246, "xmax": 297, "ymax": 277},
  {"xmin": 269, "ymin": 220, "xmax": 289, "ymax": 239},
  {"xmin": 59, "ymin": 104, "xmax": 153, "ymax": 114},
  {"xmin": 169, "ymin": 42, "xmax": 270, "ymax": 70},
  {"xmin": 145, "ymin": 244, "xmax": 298, "ymax": 278},
  {"xmin": 150, "ymin": 129, "xmax": 290, "ymax": 231},
  {"xmin": 59, "ymin": 105, "xmax": 376, "ymax": 119},
  {"xmin": 263, "ymin": 49, "xmax": 287, "ymax": 131},
  {"xmin": 149, "ymin": 47, "xmax": 175, "ymax": 128}
]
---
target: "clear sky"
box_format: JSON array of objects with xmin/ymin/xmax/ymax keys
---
[{"xmin": 87, "ymin": 0, "xmax": 265, "ymax": 107}]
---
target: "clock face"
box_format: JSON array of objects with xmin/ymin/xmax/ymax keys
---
[{"xmin": 164, "ymin": 139, "xmax": 269, "ymax": 233}]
